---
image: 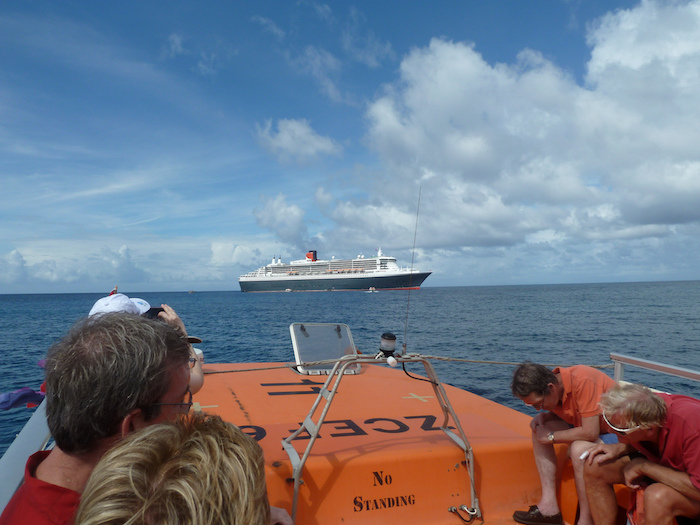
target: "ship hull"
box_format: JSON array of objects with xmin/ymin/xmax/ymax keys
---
[{"xmin": 239, "ymin": 271, "xmax": 431, "ymax": 292}]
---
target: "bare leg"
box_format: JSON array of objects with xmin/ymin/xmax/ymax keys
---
[
  {"xmin": 533, "ymin": 433, "xmax": 561, "ymax": 515},
  {"xmin": 643, "ymin": 483, "xmax": 700, "ymax": 525},
  {"xmin": 515, "ymin": 417, "xmax": 573, "ymax": 523},
  {"xmin": 570, "ymin": 441, "xmax": 595, "ymax": 525},
  {"xmin": 531, "ymin": 419, "xmax": 572, "ymax": 516},
  {"xmin": 583, "ymin": 455, "xmax": 628, "ymax": 525}
]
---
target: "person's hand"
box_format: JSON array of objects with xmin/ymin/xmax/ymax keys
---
[
  {"xmin": 158, "ymin": 304, "xmax": 188, "ymax": 336},
  {"xmin": 586, "ymin": 442, "xmax": 626, "ymax": 465},
  {"xmin": 623, "ymin": 457, "xmax": 651, "ymax": 490},
  {"xmin": 534, "ymin": 423, "xmax": 554, "ymax": 444},
  {"xmin": 270, "ymin": 506, "xmax": 293, "ymax": 525},
  {"xmin": 530, "ymin": 412, "xmax": 547, "ymax": 431}
]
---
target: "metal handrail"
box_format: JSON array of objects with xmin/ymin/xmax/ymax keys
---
[
  {"xmin": 280, "ymin": 353, "xmax": 481, "ymax": 523},
  {"xmin": 610, "ymin": 353, "xmax": 700, "ymax": 383}
]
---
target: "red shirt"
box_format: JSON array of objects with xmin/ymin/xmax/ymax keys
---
[
  {"xmin": 0, "ymin": 451, "xmax": 80, "ymax": 525},
  {"xmin": 631, "ymin": 394, "xmax": 700, "ymax": 490},
  {"xmin": 552, "ymin": 365, "xmax": 616, "ymax": 428}
]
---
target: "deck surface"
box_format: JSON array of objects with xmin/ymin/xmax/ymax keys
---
[{"xmin": 195, "ymin": 362, "xmax": 576, "ymax": 524}]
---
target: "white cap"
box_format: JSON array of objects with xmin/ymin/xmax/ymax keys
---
[{"xmin": 89, "ymin": 293, "xmax": 151, "ymax": 316}]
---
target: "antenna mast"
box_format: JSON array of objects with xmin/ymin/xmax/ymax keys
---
[{"xmin": 403, "ymin": 186, "xmax": 422, "ymax": 353}]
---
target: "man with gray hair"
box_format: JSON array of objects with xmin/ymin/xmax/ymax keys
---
[
  {"xmin": 583, "ymin": 383, "xmax": 700, "ymax": 525},
  {"xmin": 0, "ymin": 313, "xmax": 192, "ymax": 525},
  {"xmin": 0, "ymin": 313, "xmax": 293, "ymax": 525}
]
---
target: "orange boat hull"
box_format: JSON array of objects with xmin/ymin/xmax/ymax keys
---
[{"xmin": 195, "ymin": 362, "xmax": 579, "ymax": 524}]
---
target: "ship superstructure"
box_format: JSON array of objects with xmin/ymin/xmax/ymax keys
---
[{"xmin": 238, "ymin": 249, "xmax": 431, "ymax": 292}]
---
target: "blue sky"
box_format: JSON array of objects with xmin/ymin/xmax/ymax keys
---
[{"xmin": 2, "ymin": 0, "xmax": 699, "ymax": 293}]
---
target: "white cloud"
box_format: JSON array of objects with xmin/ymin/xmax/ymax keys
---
[
  {"xmin": 256, "ymin": 118, "xmax": 342, "ymax": 162},
  {"xmin": 0, "ymin": 250, "xmax": 28, "ymax": 285},
  {"xmin": 281, "ymin": 1, "xmax": 695, "ymax": 284},
  {"xmin": 288, "ymin": 45, "xmax": 345, "ymax": 102},
  {"xmin": 4, "ymin": 2, "xmax": 700, "ymax": 292},
  {"xmin": 166, "ymin": 33, "xmax": 189, "ymax": 58},
  {"xmin": 358, "ymin": 5, "xmax": 700, "ymax": 260},
  {"xmin": 160, "ymin": 31, "xmax": 234, "ymax": 77},
  {"xmin": 341, "ymin": 7, "xmax": 394, "ymax": 68},
  {"xmin": 525, "ymin": 229, "xmax": 567, "ymax": 245},
  {"xmin": 0, "ymin": 14, "xmax": 168, "ymax": 89},
  {"xmin": 251, "ymin": 15, "xmax": 286, "ymax": 40},
  {"xmin": 0, "ymin": 238, "xmax": 244, "ymax": 293},
  {"xmin": 314, "ymin": 187, "xmax": 334, "ymax": 208},
  {"xmin": 196, "ymin": 52, "xmax": 221, "ymax": 76},
  {"xmin": 309, "ymin": 2, "xmax": 334, "ymax": 23},
  {"xmin": 0, "ymin": 244, "xmax": 147, "ymax": 291},
  {"xmin": 253, "ymin": 193, "xmax": 309, "ymax": 248},
  {"xmin": 583, "ymin": 1, "xmax": 700, "ymax": 159},
  {"xmin": 587, "ymin": 1, "xmax": 700, "ymax": 83}
]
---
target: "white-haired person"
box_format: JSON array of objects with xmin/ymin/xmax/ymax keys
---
[
  {"xmin": 74, "ymin": 413, "xmax": 272, "ymax": 525},
  {"xmin": 583, "ymin": 383, "xmax": 700, "ymax": 525},
  {"xmin": 89, "ymin": 292, "xmax": 205, "ymax": 394}
]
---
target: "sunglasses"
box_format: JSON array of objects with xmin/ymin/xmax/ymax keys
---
[{"xmin": 602, "ymin": 410, "xmax": 641, "ymax": 435}]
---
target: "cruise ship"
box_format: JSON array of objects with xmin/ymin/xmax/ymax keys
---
[{"xmin": 238, "ymin": 249, "xmax": 431, "ymax": 292}]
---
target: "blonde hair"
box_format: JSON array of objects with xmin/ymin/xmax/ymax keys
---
[
  {"xmin": 75, "ymin": 413, "xmax": 270, "ymax": 525},
  {"xmin": 600, "ymin": 383, "xmax": 667, "ymax": 429}
]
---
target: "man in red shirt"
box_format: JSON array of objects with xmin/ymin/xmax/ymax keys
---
[
  {"xmin": 0, "ymin": 314, "xmax": 192, "ymax": 525},
  {"xmin": 0, "ymin": 313, "xmax": 293, "ymax": 525},
  {"xmin": 511, "ymin": 363, "xmax": 617, "ymax": 525},
  {"xmin": 584, "ymin": 383, "xmax": 700, "ymax": 525}
]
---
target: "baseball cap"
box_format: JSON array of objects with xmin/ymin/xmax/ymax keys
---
[{"xmin": 89, "ymin": 293, "xmax": 151, "ymax": 317}]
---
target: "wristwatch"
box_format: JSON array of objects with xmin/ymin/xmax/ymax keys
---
[{"xmin": 547, "ymin": 432, "xmax": 555, "ymax": 443}]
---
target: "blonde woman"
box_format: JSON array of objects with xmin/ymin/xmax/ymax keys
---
[{"xmin": 75, "ymin": 413, "xmax": 271, "ymax": 525}]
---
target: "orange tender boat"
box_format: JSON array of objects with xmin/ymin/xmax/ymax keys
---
[{"xmin": 193, "ymin": 323, "xmax": 583, "ymax": 525}]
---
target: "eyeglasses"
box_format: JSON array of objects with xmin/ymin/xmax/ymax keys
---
[
  {"xmin": 602, "ymin": 410, "xmax": 641, "ymax": 435},
  {"xmin": 150, "ymin": 388, "xmax": 193, "ymax": 411},
  {"xmin": 532, "ymin": 391, "xmax": 549, "ymax": 410},
  {"xmin": 524, "ymin": 388, "xmax": 550, "ymax": 411}
]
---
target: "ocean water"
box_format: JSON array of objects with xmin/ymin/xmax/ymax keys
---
[{"xmin": 1, "ymin": 282, "xmax": 700, "ymax": 457}]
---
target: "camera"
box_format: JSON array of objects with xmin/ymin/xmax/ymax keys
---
[{"xmin": 144, "ymin": 307, "xmax": 164, "ymax": 319}]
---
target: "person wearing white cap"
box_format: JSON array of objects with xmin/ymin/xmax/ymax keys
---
[
  {"xmin": 88, "ymin": 293, "xmax": 205, "ymax": 394},
  {"xmin": 89, "ymin": 293, "xmax": 151, "ymax": 316}
]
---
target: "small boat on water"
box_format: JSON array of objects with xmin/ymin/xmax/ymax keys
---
[
  {"xmin": 2, "ymin": 324, "xmax": 698, "ymax": 523},
  {"xmin": 239, "ymin": 249, "xmax": 431, "ymax": 292}
]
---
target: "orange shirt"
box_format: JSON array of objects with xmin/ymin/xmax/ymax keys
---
[{"xmin": 551, "ymin": 365, "xmax": 616, "ymax": 428}]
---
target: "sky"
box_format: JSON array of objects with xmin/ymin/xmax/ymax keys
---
[{"xmin": 2, "ymin": 0, "xmax": 700, "ymax": 294}]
